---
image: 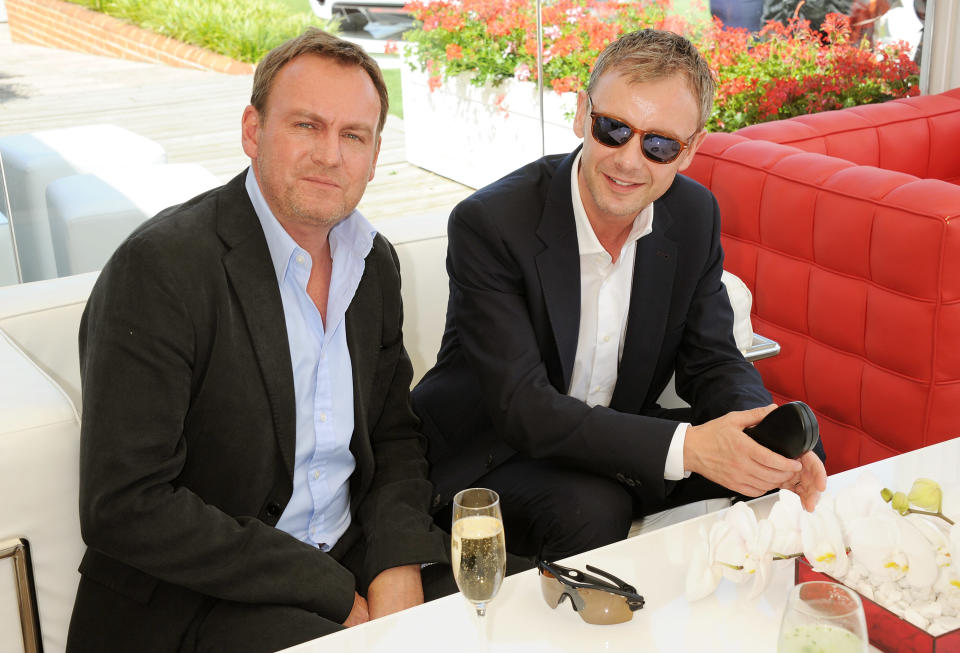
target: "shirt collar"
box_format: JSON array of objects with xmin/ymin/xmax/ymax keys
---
[
  {"xmin": 569, "ymin": 150, "xmax": 654, "ymax": 258},
  {"xmin": 244, "ymin": 168, "xmax": 377, "ymax": 283}
]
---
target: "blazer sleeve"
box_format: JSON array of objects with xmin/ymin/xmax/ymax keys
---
[
  {"xmin": 352, "ymin": 239, "xmax": 449, "ymax": 590},
  {"xmin": 445, "ymin": 198, "xmax": 681, "ymax": 500},
  {"xmin": 670, "ymin": 193, "xmax": 772, "ymax": 421},
  {"xmin": 78, "ymin": 234, "xmax": 356, "ymax": 623}
]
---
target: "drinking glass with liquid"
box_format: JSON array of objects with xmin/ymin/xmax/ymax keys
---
[
  {"xmin": 778, "ymin": 581, "xmax": 868, "ymax": 653},
  {"xmin": 451, "ymin": 488, "xmax": 506, "ymax": 617}
]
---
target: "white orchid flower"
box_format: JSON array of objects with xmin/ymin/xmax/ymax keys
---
[
  {"xmin": 834, "ymin": 472, "xmax": 887, "ymax": 539},
  {"xmin": 711, "ymin": 502, "xmax": 775, "ymax": 597},
  {"xmin": 845, "ymin": 513, "xmax": 940, "ymax": 588},
  {"xmin": 801, "ymin": 496, "xmax": 850, "ymax": 579},
  {"xmin": 685, "ymin": 522, "xmax": 728, "ymax": 601},
  {"xmin": 948, "ymin": 523, "xmax": 960, "ymax": 591},
  {"xmin": 768, "ymin": 489, "xmax": 803, "ymax": 556}
]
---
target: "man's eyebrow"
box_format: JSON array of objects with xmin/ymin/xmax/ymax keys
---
[{"xmin": 291, "ymin": 110, "xmax": 374, "ymax": 134}]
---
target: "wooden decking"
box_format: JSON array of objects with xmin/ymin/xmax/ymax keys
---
[{"xmin": 0, "ymin": 23, "xmax": 473, "ymax": 221}]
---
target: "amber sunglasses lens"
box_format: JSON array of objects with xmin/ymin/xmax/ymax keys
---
[
  {"xmin": 539, "ymin": 570, "xmax": 566, "ymax": 608},
  {"xmin": 590, "ymin": 114, "xmax": 684, "ymax": 163},
  {"xmin": 575, "ymin": 587, "xmax": 634, "ymax": 625},
  {"xmin": 539, "ymin": 570, "xmax": 634, "ymax": 624}
]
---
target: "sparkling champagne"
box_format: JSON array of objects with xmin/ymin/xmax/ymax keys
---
[{"xmin": 451, "ymin": 514, "xmax": 506, "ymax": 603}]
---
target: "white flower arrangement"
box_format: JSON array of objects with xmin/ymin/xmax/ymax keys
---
[{"xmin": 686, "ymin": 474, "xmax": 960, "ymax": 637}]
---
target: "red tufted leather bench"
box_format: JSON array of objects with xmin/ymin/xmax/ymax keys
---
[{"xmin": 685, "ymin": 90, "xmax": 960, "ymax": 474}]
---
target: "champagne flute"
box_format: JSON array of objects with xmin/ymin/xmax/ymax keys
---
[
  {"xmin": 778, "ymin": 581, "xmax": 868, "ymax": 653},
  {"xmin": 451, "ymin": 488, "xmax": 506, "ymax": 617}
]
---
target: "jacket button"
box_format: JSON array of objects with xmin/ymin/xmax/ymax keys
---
[
  {"xmin": 615, "ymin": 473, "xmax": 626, "ymax": 483},
  {"xmin": 266, "ymin": 502, "xmax": 281, "ymax": 517},
  {"xmin": 485, "ymin": 454, "xmax": 495, "ymax": 468},
  {"xmin": 432, "ymin": 494, "xmax": 442, "ymax": 508}
]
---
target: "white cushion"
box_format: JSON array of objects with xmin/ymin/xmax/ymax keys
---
[
  {"xmin": 0, "ymin": 212, "xmax": 19, "ymax": 287},
  {"xmin": 376, "ymin": 212, "xmax": 450, "ymax": 386},
  {"xmin": 0, "ymin": 271, "xmax": 99, "ymax": 409},
  {"xmin": 0, "ymin": 125, "xmax": 166, "ymax": 281},
  {"xmin": 46, "ymin": 163, "xmax": 220, "ymax": 276},
  {"xmin": 0, "ymin": 333, "xmax": 82, "ymax": 653}
]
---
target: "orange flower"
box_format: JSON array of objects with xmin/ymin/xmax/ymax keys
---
[{"xmin": 446, "ymin": 43, "xmax": 464, "ymax": 60}]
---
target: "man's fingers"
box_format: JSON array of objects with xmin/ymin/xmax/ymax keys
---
[{"xmin": 731, "ymin": 403, "xmax": 778, "ymax": 429}]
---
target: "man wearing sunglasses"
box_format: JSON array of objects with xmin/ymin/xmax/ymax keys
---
[{"xmin": 413, "ymin": 29, "xmax": 827, "ymax": 560}]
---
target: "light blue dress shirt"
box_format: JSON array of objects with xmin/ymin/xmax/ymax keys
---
[{"xmin": 245, "ymin": 170, "xmax": 376, "ymax": 550}]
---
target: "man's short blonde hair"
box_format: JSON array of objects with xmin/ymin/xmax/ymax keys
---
[{"xmin": 587, "ymin": 29, "xmax": 716, "ymax": 134}]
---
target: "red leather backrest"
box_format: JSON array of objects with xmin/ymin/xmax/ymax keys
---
[
  {"xmin": 736, "ymin": 92, "xmax": 960, "ymax": 184},
  {"xmin": 686, "ymin": 133, "xmax": 960, "ymax": 473}
]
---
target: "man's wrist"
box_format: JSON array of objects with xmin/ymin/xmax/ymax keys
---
[{"xmin": 664, "ymin": 422, "xmax": 692, "ymax": 480}]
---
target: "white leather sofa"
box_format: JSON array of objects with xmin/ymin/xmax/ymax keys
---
[
  {"xmin": 0, "ymin": 211, "xmax": 19, "ymax": 287},
  {"xmin": 0, "ymin": 211, "xmax": 768, "ymax": 652},
  {"xmin": 0, "ymin": 126, "xmax": 167, "ymax": 282}
]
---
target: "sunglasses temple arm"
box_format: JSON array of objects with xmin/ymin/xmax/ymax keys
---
[{"xmin": 584, "ymin": 564, "xmax": 641, "ymax": 595}]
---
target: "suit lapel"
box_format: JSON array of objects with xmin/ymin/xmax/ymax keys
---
[
  {"xmin": 217, "ymin": 172, "xmax": 298, "ymax": 481},
  {"xmin": 609, "ymin": 200, "xmax": 678, "ymax": 411},
  {"xmin": 344, "ymin": 242, "xmax": 380, "ymax": 507},
  {"xmin": 535, "ymin": 150, "xmax": 582, "ymax": 392}
]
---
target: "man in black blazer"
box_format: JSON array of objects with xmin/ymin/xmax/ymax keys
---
[
  {"xmin": 413, "ymin": 29, "xmax": 827, "ymax": 559},
  {"xmin": 67, "ymin": 29, "xmax": 447, "ymax": 652}
]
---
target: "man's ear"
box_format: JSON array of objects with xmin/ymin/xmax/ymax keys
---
[
  {"xmin": 572, "ymin": 90, "xmax": 589, "ymax": 140},
  {"xmin": 677, "ymin": 130, "xmax": 708, "ymax": 172},
  {"xmin": 369, "ymin": 134, "xmax": 382, "ymax": 182},
  {"xmin": 241, "ymin": 105, "xmax": 261, "ymax": 160}
]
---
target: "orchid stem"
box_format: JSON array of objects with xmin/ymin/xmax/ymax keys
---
[{"xmin": 907, "ymin": 508, "xmax": 955, "ymax": 525}]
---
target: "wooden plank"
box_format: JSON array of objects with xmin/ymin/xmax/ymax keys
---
[{"xmin": 0, "ymin": 24, "xmax": 473, "ymax": 219}]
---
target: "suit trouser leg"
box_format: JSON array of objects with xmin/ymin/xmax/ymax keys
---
[
  {"xmin": 187, "ymin": 602, "xmax": 343, "ymax": 653},
  {"xmin": 446, "ymin": 456, "xmax": 636, "ymax": 560}
]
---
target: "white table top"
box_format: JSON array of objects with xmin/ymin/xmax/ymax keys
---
[{"xmin": 281, "ymin": 438, "xmax": 960, "ymax": 653}]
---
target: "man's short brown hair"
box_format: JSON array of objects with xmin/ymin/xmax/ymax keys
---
[
  {"xmin": 587, "ymin": 29, "xmax": 716, "ymax": 134},
  {"xmin": 251, "ymin": 27, "xmax": 389, "ymax": 134}
]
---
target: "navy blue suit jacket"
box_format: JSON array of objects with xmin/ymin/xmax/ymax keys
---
[{"xmin": 412, "ymin": 149, "xmax": 772, "ymax": 510}]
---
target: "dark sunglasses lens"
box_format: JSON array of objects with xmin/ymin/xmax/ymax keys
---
[
  {"xmin": 592, "ymin": 115, "xmax": 634, "ymax": 147},
  {"xmin": 641, "ymin": 133, "xmax": 684, "ymax": 163}
]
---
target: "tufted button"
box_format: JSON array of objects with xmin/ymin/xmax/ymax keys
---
[
  {"xmin": 266, "ymin": 502, "xmax": 281, "ymax": 517},
  {"xmin": 485, "ymin": 454, "xmax": 495, "ymax": 468}
]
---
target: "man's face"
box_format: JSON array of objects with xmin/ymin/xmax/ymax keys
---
[
  {"xmin": 572, "ymin": 71, "xmax": 706, "ymax": 230},
  {"xmin": 241, "ymin": 54, "xmax": 381, "ymax": 230}
]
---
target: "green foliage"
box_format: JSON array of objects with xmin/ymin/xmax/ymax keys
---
[
  {"xmin": 382, "ymin": 68, "xmax": 403, "ymax": 119},
  {"xmin": 66, "ymin": 0, "xmax": 337, "ymax": 63}
]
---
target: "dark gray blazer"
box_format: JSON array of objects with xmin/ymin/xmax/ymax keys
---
[
  {"xmin": 67, "ymin": 172, "xmax": 446, "ymax": 651},
  {"xmin": 412, "ymin": 149, "xmax": 772, "ymax": 510}
]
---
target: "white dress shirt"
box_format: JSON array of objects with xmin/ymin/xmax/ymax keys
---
[{"xmin": 566, "ymin": 152, "xmax": 690, "ymax": 481}]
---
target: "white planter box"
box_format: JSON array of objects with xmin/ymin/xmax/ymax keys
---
[{"xmin": 401, "ymin": 66, "xmax": 582, "ymax": 189}]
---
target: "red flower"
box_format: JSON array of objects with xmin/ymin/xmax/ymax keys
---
[{"xmin": 446, "ymin": 43, "xmax": 463, "ymax": 60}]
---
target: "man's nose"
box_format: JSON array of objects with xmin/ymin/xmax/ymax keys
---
[
  {"xmin": 611, "ymin": 135, "xmax": 648, "ymax": 171},
  {"xmin": 311, "ymin": 131, "xmax": 342, "ymax": 167}
]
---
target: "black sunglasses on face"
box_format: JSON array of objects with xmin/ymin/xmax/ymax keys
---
[
  {"xmin": 587, "ymin": 96, "xmax": 692, "ymax": 164},
  {"xmin": 537, "ymin": 559, "xmax": 645, "ymax": 625}
]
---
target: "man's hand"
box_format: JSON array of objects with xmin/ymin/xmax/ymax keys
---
[
  {"xmin": 684, "ymin": 404, "xmax": 802, "ymax": 497},
  {"xmin": 780, "ymin": 450, "xmax": 827, "ymax": 512},
  {"xmin": 342, "ymin": 592, "xmax": 369, "ymax": 627},
  {"xmin": 366, "ymin": 564, "xmax": 424, "ymax": 621}
]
